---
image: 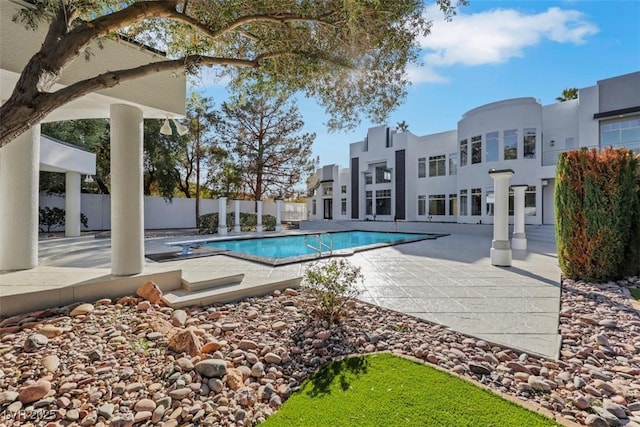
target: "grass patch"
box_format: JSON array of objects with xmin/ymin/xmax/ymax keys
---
[
  {"xmin": 262, "ymin": 353, "xmax": 561, "ymax": 427},
  {"xmin": 631, "ymin": 288, "xmax": 640, "ymax": 301}
]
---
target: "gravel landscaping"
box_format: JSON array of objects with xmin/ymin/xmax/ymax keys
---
[{"xmin": 0, "ymin": 276, "xmax": 638, "ymax": 426}]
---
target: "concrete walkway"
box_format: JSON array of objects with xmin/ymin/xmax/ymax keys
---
[{"xmin": 0, "ymin": 225, "xmax": 562, "ymax": 359}]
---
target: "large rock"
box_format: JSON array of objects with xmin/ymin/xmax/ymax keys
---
[
  {"xmin": 149, "ymin": 317, "xmax": 177, "ymax": 339},
  {"xmin": 168, "ymin": 330, "xmax": 202, "ymax": 357},
  {"xmin": 171, "ymin": 310, "xmax": 188, "ymax": 327},
  {"xmin": 19, "ymin": 379, "xmax": 51, "ymax": 403},
  {"xmin": 136, "ymin": 281, "xmax": 163, "ymax": 304},
  {"xmin": 23, "ymin": 334, "xmax": 48, "ymax": 352},
  {"xmin": 70, "ymin": 303, "xmax": 94, "ymax": 316},
  {"xmin": 195, "ymin": 359, "xmax": 227, "ymax": 378}
]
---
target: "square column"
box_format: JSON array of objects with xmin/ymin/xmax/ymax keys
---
[
  {"xmin": 110, "ymin": 104, "xmax": 144, "ymax": 276},
  {"xmin": 256, "ymin": 200, "xmax": 263, "ymax": 233},
  {"xmin": 234, "ymin": 200, "xmax": 241, "ymax": 233},
  {"xmin": 275, "ymin": 199, "xmax": 282, "ymax": 232},
  {"xmin": 218, "ymin": 197, "xmax": 228, "ymax": 236},
  {"xmin": 511, "ymin": 184, "xmax": 528, "ymax": 251},
  {"xmin": 65, "ymin": 172, "xmax": 82, "ymax": 237},
  {"xmin": 489, "ymin": 169, "xmax": 514, "ymax": 266},
  {"xmin": 0, "ymin": 125, "xmax": 41, "ymax": 270}
]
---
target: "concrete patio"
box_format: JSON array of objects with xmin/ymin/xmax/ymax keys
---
[{"xmin": 0, "ymin": 224, "xmax": 562, "ymax": 359}]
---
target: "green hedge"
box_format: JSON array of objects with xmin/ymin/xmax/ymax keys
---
[
  {"xmin": 555, "ymin": 147, "xmax": 639, "ymax": 281},
  {"xmin": 198, "ymin": 212, "xmax": 276, "ymax": 234}
]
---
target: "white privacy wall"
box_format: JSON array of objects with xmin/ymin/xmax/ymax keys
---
[{"xmin": 39, "ymin": 194, "xmax": 306, "ymax": 231}]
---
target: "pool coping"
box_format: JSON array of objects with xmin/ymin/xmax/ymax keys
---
[{"xmin": 156, "ymin": 231, "xmax": 449, "ymax": 266}]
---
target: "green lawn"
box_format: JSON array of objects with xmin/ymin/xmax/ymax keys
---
[
  {"xmin": 631, "ymin": 288, "xmax": 640, "ymax": 301},
  {"xmin": 262, "ymin": 353, "xmax": 561, "ymax": 427}
]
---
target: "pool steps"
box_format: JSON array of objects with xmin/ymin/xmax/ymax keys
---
[{"xmin": 161, "ymin": 274, "xmax": 302, "ymax": 309}]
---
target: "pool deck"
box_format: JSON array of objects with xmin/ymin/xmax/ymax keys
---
[{"xmin": 0, "ymin": 223, "xmax": 562, "ymax": 359}]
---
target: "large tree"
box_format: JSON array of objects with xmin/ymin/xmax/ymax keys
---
[
  {"xmin": 216, "ymin": 94, "xmax": 317, "ymax": 202},
  {"xmin": 1, "ymin": 0, "xmax": 465, "ymax": 148}
]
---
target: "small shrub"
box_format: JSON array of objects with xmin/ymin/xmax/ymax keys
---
[
  {"xmin": 303, "ymin": 259, "xmax": 363, "ymax": 324},
  {"xmin": 39, "ymin": 207, "xmax": 89, "ymax": 233},
  {"xmin": 198, "ymin": 212, "xmax": 277, "ymax": 234}
]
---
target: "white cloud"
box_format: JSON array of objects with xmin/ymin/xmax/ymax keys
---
[{"xmin": 412, "ymin": 6, "xmax": 599, "ymax": 83}]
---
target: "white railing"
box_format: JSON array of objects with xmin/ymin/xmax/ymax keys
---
[{"xmin": 304, "ymin": 233, "xmax": 333, "ymax": 257}]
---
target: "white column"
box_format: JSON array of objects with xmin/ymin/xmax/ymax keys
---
[
  {"xmin": 234, "ymin": 200, "xmax": 241, "ymax": 233},
  {"xmin": 110, "ymin": 104, "xmax": 144, "ymax": 276},
  {"xmin": 65, "ymin": 172, "xmax": 81, "ymax": 237},
  {"xmin": 0, "ymin": 125, "xmax": 41, "ymax": 270},
  {"xmin": 489, "ymin": 169, "xmax": 514, "ymax": 266},
  {"xmin": 275, "ymin": 199, "xmax": 282, "ymax": 232},
  {"xmin": 512, "ymin": 185, "xmax": 528, "ymax": 251},
  {"xmin": 256, "ymin": 200, "xmax": 263, "ymax": 233},
  {"xmin": 218, "ymin": 197, "xmax": 228, "ymax": 236}
]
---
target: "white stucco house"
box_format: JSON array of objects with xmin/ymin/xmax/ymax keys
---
[
  {"xmin": 308, "ymin": 71, "xmax": 640, "ymax": 226},
  {"xmin": 0, "ymin": 0, "xmax": 186, "ymax": 275}
]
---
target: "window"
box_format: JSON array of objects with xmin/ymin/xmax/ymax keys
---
[
  {"xmin": 386, "ymin": 128, "xmax": 394, "ymax": 148},
  {"xmin": 323, "ymin": 183, "xmax": 333, "ymax": 196},
  {"xmin": 365, "ymin": 191, "xmax": 373, "ymax": 215},
  {"xmin": 418, "ymin": 157, "xmax": 426, "ymax": 178},
  {"xmin": 375, "ymin": 189, "xmax": 391, "ymax": 215},
  {"xmin": 429, "ymin": 194, "xmax": 446, "ymax": 216},
  {"xmin": 504, "ymin": 129, "xmax": 518, "ymax": 160},
  {"xmin": 460, "ymin": 139, "xmax": 468, "ymax": 167},
  {"xmin": 471, "ymin": 135, "xmax": 482, "ymax": 164},
  {"xmin": 508, "ymin": 186, "xmax": 537, "ymax": 216},
  {"xmin": 471, "ymin": 188, "xmax": 482, "ymax": 216},
  {"xmin": 449, "ymin": 153, "xmax": 458, "ymax": 175},
  {"xmin": 524, "ymin": 128, "xmax": 536, "ymax": 159},
  {"xmin": 486, "ymin": 188, "xmax": 494, "ymax": 216},
  {"xmin": 312, "ymin": 199, "xmax": 316, "ymax": 215},
  {"xmin": 363, "ymin": 136, "xmax": 368, "ymax": 152},
  {"xmin": 486, "ymin": 132, "xmax": 499, "ymax": 162},
  {"xmin": 365, "ymin": 173, "xmax": 372, "ymax": 185},
  {"xmin": 375, "ymin": 166, "xmax": 392, "ymax": 183},
  {"xmin": 429, "ymin": 155, "xmax": 446, "ymax": 177},
  {"xmin": 459, "ymin": 189, "xmax": 468, "ymax": 216},
  {"xmin": 341, "ymin": 198, "xmax": 347, "ymax": 215},
  {"xmin": 418, "ymin": 195, "xmax": 426, "ymax": 216},
  {"xmin": 601, "ymin": 118, "xmax": 640, "ymax": 149},
  {"xmin": 341, "ymin": 185, "xmax": 347, "ymax": 194},
  {"xmin": 448, "ymin": 194, "xmax": 458, "ymax": 216}
]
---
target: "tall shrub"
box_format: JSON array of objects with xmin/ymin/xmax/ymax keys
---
[{"xmin": 555, "ymin": 147, "xmax": 639, "ymax": 281}]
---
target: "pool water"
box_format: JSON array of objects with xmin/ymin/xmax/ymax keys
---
[{"xmin": 203, "ymin": 231, "xmax": 433, "ymax": 262}]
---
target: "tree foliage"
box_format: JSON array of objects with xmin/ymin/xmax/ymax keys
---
[
  {"xmin": 556, "ymin": 88, "xmax": 578, "ymax": 102},
  {"xmin": 143, "ymin": 119, "xmax": 184, "ymax": 199},
  {"xmin": 1, "ymin": 0, "xmax": 466, "ymax": 147},
  {"xmin": 555, "ymin": 147, "xmax": 640, "ymax": 281},
  {"xmin": 216, "ymin": 94, "xmax": 318, "ymax": 201}
]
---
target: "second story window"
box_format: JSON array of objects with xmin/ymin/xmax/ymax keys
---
[
  {"xmin": 375, "ymin": 166, "xmax": 392, "ymax": 183},
  {"xmin": 460, "ymin": 139, "xmax": 468, "ymax": 167},
  {"xmin": 486, "ymin": 131, "xmax": 499, "ymax": 162},
  {"xmin": 504, "ymin": 129, "xmax": 518, "ymax": 160},
  {"xmin": 471, "ymin": 135, "xmax": 482, "ymax": 164},
  {"xmin": 418, "ymin": 157, "xmax": 426, "ymax": 178},
  {"xmin": 429, "ymin": 155, "xmax": 446, "ymax": 177},
  {"xmin": 524, "ymin": 128, "xmax": 536, "ymax": 159},
  {"xmin": 449, "ymin": 153, "xmax": 458, "ymax": 175}
]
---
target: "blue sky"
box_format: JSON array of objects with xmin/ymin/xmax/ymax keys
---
[{"xmin": 192, "ymin": 0, "xmax": 640, "ymax": 168}]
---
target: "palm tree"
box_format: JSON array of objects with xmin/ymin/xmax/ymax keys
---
[
  {"xmin": 396, "ymin": 120, "xmax": 409, "ymax": 132},
  {"xmin": 556, "ymin": 88, "xmax": 578, "ymax": 102}
]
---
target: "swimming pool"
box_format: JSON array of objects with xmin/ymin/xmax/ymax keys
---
[{"xmin": 202, "ymin": 231, "xmax": 442, "ymax": 265}]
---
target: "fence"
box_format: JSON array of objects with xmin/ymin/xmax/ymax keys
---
[{"xmin": 39, "ymin": 194, "xmax": 307, "ymax": 231}]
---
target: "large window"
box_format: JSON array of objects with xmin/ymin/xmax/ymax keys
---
[
  {"xmin": 418, "ymin": 195, "xmax": 426, "ymax": 216},
  {"xmin": 459, "ymin": 189, "xmax": 468, "ymax": 216},
  {"xmin": 429, "ymin": 194, "xmax": 446, "ymax": 215},
  {"xmin": 449, "ymin": 153, "xmax": 458, "ymax": 175},
  {"xmin": 375, "ymin": 189, "xmax": 391, "ymax": 215},
  {"xmin": 504, "ymin": 129, "xmax": 518, "ymax": 160},
  {"xmin": 341, "ymin": 198, "xmax": 347, "ymax": 215},
  {"xmin": 460, "ymin": 139, "xmax": 468, "ymax": 167},
  {"xmin": 429, "ymin": 155, "xmax": 446, "ymax": 177},
  {"xmin": 486, "ymin": 131, "xmax": 499, "ymax": 162},
  {"xmin": 365, "ymin": 191, "xmax": 373, "ymax": 215},
  {"xmin": 448, "ymin": 194, "xmax": 458, "ymax": 216},
  {"xmin": 375, "ymin": 166, "xmax": 392, "ymax": 183},
  {"xmin": 323, "ymin": 183, "xmax": 333, "ymax": 196},
  {"xmin": 471, "ymin": 188, "xmax": 482, "ymax": 216},
  {"xmin": 601, "ymin": 118, "xmax": 640, "ymax": 149},
  {"xmin": 471, "ymin": 135, "xmax": 482, "ymax": 164},
  {"xmin": 418, "ymin": 157, "xmax": 426, "ymax": 178},
  {"xmin": 524, "ymin": 128, "xmax": 536, "ymax": 159}
]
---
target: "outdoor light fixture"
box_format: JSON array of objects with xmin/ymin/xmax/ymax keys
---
[
  {"xmin": 174, "ymin": 120, "xmax": 188, "ymax": 136},
  {"xmin": 84, "ymin": 175, "xmax": 94, "ymax": 184},
  {"xmin": 160, "ymin": 118, "xmax": 172, "ymax": 135},
  {"xmin": 160, "ymin": 118, "xmax": 188, "ymax": 136}
]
